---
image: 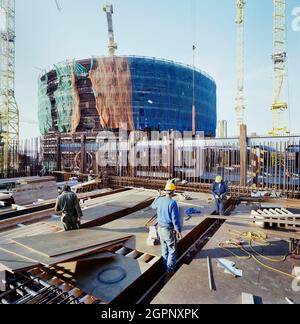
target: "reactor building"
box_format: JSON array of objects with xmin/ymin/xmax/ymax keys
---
[
  {"xmin": 39, "ymin": 56, "xmax": 217, "ymax": 173},
  {"xmin": 38, "ymin": 56, "xmax": 217, "ymax": 136}
]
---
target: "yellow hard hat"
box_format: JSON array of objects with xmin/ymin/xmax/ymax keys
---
[
  {"xmin": 215, "ymin": 176, "xmax": 223, "ymax": 184},
  {"xmin": 165, "ymin": 182, "xmax": 176, "ymax": 192}
]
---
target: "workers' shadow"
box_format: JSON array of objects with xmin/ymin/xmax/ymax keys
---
[{"xmin": 253, "ymin": 296, "xmax": 264, "ymax": 305}]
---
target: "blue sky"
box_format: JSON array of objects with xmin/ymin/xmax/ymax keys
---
[{"xmin": 15, "ymin": 0, "xmax": 300, "ymax": 138}]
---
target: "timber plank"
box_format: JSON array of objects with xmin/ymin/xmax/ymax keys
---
[
  {"xmin": 0, "ymin": 237, "xmax": 130, "ymax": 267},
  {"xmin": 12, "ymin": 229, "xmax": 132, "ymax": 258},
  {"xmin": 0, "ymin": 249, "xmax": 38, "ymax": 273}
]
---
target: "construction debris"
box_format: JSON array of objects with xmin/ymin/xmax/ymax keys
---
[{"xmin": 217, "ymin": 259, "xmax": 243, "ymax": 278}]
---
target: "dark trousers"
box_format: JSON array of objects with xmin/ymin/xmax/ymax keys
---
[
  {"xmin": 158, "ymin": 227, "xmax": 177, "ymax": 273},
  {"xmin": 62, "ymin": 215, "xmax": 80, "ymax": 231},
  {"xmin": 215, "ymin": 199, "xmax": 225, "ymax": 215}
]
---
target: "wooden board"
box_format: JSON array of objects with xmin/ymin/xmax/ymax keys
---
[
  {"xmin": 12, "ymin": 228, "xmax": 132, "ymax": 258},
  {"xmin": 81, "ymin": 205, "xmax": 125, "ymax": 225},
  {"xmin": 0, "ymin": 248, "xmax": 38, "ymax": 273},
  {"xmin": 0, "ymin": 223, "xmax": 62, "ymax": 245},
  {"xmin": 12, "ymin": 179, "xmax": 58, "ymax": 205},
  {"xmin": 105, "ymin": 192, "xmax": 156, "ymax": 209},
  {"xmin": 0, "ymin": 188, "xmax": 154, "ymax": 232},
  {"xmin": 83, "ymin": 190, "xmax": 155, "ymax": 208},
  {"xmin": 75, "ymin": 252, "xmax": 116, "ymax": 262},
  {"xmin": 0, "ymin": 237, "xmax": 129, "ymax": 268}
]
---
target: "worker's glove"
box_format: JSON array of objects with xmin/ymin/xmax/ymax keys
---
[{"xmin": 176, "ymin": 231, "xmax": 183, "ymax": 241}]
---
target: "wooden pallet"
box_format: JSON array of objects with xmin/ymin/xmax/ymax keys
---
[{"xmin": 251, "ymin": 208, "xmax": 300, "ymax": 231}]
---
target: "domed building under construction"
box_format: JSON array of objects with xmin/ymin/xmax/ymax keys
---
[
  {"xmin": 39, "ymin": 56, "xmax": 217, "ymax": 173},
  {"xmin": 38, "ymin": 56, "xmax": 216, "ymax": 135}
]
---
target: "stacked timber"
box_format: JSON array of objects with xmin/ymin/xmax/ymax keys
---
[{"xmin": 0, "ymin": 227, "xmax": 132, "ymax": 273}]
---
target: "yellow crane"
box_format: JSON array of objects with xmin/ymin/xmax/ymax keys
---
[
  {"xmin": 235, "ymin": 0, "xmax": 246, "ymax": 134},
  {"xmin": 270, "ymin": 0, "xmax": 290, "ymax": 136},
  {"xmin": 0, "ymin": 0, "xmax": 19, "ymax": 176},
  {"xmin": 0, "ymin": 0, "xmax": 61, "ymax": 177}
]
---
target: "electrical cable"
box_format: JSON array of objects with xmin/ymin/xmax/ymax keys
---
[{"xmin": 219, "ymin": 230, "xmax": 296, "ymax": 280}]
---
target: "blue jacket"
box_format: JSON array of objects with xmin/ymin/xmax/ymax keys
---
[
  {"xmin": 151, "ymin": 196, "xmax": 181, "ymax": 233},
  {"xmin": 212, "ymin": 181, "xmax": 229, "ymax": 199}
]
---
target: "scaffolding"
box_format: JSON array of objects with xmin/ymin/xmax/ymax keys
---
[
  {"xmin": 0, "ymin": 0, "xmax": 19, "ymax": 176},
  {"xmin": 270, "ymin": 0, "xmax": 289, "ymax": 136},
  {"xmin": 38, "ymin": 75, "xmax": 52, "ymax": 135},
  {"xmin": 38, "ymin": 61, "xmax": 88, "ymax": 135}
]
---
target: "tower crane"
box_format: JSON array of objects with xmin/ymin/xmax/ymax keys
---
[
  {"xmin": 270, "ymin": 0, "xmax": 289, "ymax": 136},
  {"xmin": 0, "ymin": 0, "xmax": 19, "ymax": 175},
  {"xmin": 103, "ymin": 2, "xmax": 118, "ymax": 56},
  {"xmin": 235, "ymin": 0, "xmax": 245, "ymax": 134},
  {"xmin": 55, "ymin": 0, "xmax": 62, "ymax": 11}
]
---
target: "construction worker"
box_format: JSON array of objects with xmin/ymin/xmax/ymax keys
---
[
  {"xmin": 88, "ymin": 170, "xmax": 96, "ymax": 182},
  {"xmin": 55, "ymin": 185, "xmax": 83, "ymax": 231},
  {"xmin": 151, "ymin": 182, "xmax": 182, "ymax": 278},
  {"xmin": 212, "ymin": 176, "xmax": 229, "ymax": 216}
]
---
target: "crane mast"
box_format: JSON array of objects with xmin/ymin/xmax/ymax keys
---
[
  {"xmin": 235, "ymin": 0, "xmax": 245, "ymax": 134},
  {"xmin": 270, "ymin": 0, "xmax": 289, "ymax": 136},
  {"xmin": 0, "ymin": 0, "xmax": 19, "ymax": 176},
  {"xmin": 103, "ymin": 3, "xmax": 118, "ymax": 57}
]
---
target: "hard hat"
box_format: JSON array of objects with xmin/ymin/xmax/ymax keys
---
[
  {"xmin": 165, "ymin": 182, "xmax": 176, "ymax": 192},
  {"xmin": 215, "ymin": 176, "xmax": 223, "ymax": 184}
]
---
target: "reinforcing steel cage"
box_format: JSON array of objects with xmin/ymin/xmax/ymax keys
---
[{"xmin": 39, "ymin": 133, "xmax": 300, "ymax": 198}]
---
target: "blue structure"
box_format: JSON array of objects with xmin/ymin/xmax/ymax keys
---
[
  {"xmin": 39, "ymin": 56, "xmax": 217, "ymax": 136},
  {"xmin": 128, "ymin": 57, "xmax": 216, "ymax": 136}
]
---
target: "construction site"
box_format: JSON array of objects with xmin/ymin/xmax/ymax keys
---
[{"xmin": 0, "ymin": 0, "xmax": 299, "ymax": 306}]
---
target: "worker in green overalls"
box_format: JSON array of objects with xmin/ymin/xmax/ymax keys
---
[{"xmin": 55, "ymin": 185, "xmax": 83, "ymax": 231}]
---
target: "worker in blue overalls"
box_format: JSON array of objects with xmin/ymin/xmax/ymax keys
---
[
  {"xmin": 212, "ymin": 176, "xmax": 229, "ymax": 216},
  {"xmin": 151, "ymin": 182, "xmax": 182, "ymax": 279}
]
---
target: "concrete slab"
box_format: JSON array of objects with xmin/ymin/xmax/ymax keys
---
[
  {"xmin": 52, "ymin": 254, "xmax": 152, "ymax": 303},
  {"xmin": 152, "ymin": 220, "xmax": 300, "ymax": 304}
]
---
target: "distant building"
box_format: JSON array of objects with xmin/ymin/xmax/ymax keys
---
[
  {"xmin": 38, "ymin": 56, "xmax": 217, "ymax": 136},
  {"xmin": 39, "ymin": 56, "xmax": 217, "ymax": 173}
]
